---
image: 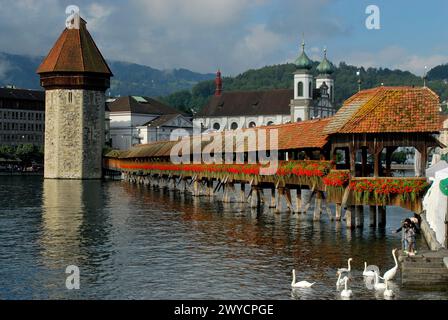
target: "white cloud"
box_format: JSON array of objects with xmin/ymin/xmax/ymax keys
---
[
  {"xmin": 0, "ymin": 56, "xmax": 12, "ymax": 80},
  {"xmin": 340, "ymin": 46, "xmax": 448, "ymax": 76},
  {"xmin": 0, "ymin": 0, "xmax": 360, "ymax": 76}
]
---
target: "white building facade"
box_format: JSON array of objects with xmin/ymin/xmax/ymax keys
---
[{"xmin": 108, "ymin": 96, "xmax": 192, "ymax": 150}]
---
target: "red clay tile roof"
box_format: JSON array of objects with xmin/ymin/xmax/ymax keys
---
[
  {"xmin": 324, "ymin": 86, "xmax": 440, "ymax": 134},
  {"xmin": 257, "ymin": 118, "xmax": 331, "ymax": 150},
  {"xmin": 37, "ymin": 19, "xmax": 112, "ymax": 75},
  {"xmin": 197, "ymin": 89, "xmax": 293, "ymax": 117}
]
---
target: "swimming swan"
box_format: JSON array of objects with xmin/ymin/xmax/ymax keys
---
[
  {"xmin": 374, "ymin": 271, "xmax": 387, "ymax": 290},
  {"xmin": 383, "ymin": 280, "xmax": 395, "ymax": 298},
  {"xmin": 340, "ymin": 276, "xmax": 353, "ymax": 298},
  {"xmin": 363, "ymin": 262, "xmax": 380, "ymax": 277},
  {"xmin": 291, "ymin": 269, "xmax": 315, "ymax": 288},
  {"xmin": 337, "ymin": 258, "xmax": 353, "ymax": 274},
  {"xmin": 382, "ymin": 249, "xmax": 398, "ymax": 281}
]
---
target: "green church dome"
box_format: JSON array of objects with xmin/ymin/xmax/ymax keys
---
[
  {"xmin": 316, "ymin": 49, "xmax": 334, "ymax": 74},
  {"xmin": 294, "ymin": 41, "xmax": 313, "ymax": 70}
]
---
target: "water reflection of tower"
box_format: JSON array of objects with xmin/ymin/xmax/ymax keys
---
[{"xmin": 40, "ymin": 180, "xmax": 111, "ymax": 293}]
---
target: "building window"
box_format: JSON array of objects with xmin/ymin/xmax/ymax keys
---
[
  {"xmin": 68, "ymin": 92, "xmax": 73, "ymax": 103},
  {"xmin": 309, "ymin": 81, "xmax": 312, "ymax": 97},
  {"xmin": 248, "ymin": 121, "xmax": 256, "ymax": 128},
  {"xmin": 267, "ymin": 121, "xmax": 274, "ymax": 126},
  {"xmin": 213, "ymin": 122, "xmax": 220, "ymax": 130},
  {"xmin": 231, "ymin": 122, "xmax": 238, "ymax": 130},
  {"xmin": 298, "ymin": 82, "xmax": 303, "ymax": 97},
  {"xmin": 330, "ymin": 85, "xmax": 334, "ymax": 100},
  {"xmin": 297, "ymin": 117, "xmax": 302, "ymax": 122}
]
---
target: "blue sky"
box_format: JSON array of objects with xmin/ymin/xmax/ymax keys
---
[{"xmin": 0, "ymin": 0, "xmax": 447, "ymax": 76}]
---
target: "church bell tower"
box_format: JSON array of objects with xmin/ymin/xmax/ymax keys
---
[
  {"xmin": 290, "ymin": 40, "xmax": 313, "ymax": 122},
  {"xmin": 37, "ymin": 18, "xmax": 113, "ymax": 179}
]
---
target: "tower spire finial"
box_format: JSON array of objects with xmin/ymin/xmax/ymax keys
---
[
  {"xmin": 323, "ymin": 46, "xmax": 327, "ymax": 58},
  {"xmin": 301, "ymin": 32, "xmax": 305, "ymax": 52}
]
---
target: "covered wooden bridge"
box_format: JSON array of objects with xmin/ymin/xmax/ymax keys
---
[{"xmin": 104, "ymin": 86, "xmax": 444, "ymax": 229}]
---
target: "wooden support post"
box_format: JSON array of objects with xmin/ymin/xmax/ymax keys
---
[
  {"xmin": 193, "ymin": 179, "xmax": 200, "ymax": 197},
  {"xmin": 361, "ymin": 147, "xmax": 368, "ymax": 177},
  {"xmin": 238, "ymin": 184, "xmax": 246, "ymax": 203},
  {"xmin": 222, "ymin": 183, "xmax": 230, "ymax": 203},
  {"xmin": 276, "ymin": 187, "xmax": 285, "ymax": 213},
  {"xmin": 270, "ymin": 188, "xmax": 277, "ymax": 208},
  {"xmin": 284, "ymin": 188, "xmax": 293, "ymax": 212},
  {"xmin": 206, "ymin": 180, "xmax": 214, "ymax": 197},
  {"xmin": 294, "ymin": 189, "xmax": 302, "ymax": 214},
  {"xmin": 378, "ymin": 206, "xmax": 386, "ymax": 228},
  {"xmin": 346, "ymin": 206, "xmax": 355, "ymax": 229},
  {"xmin": 313, "ymin": 191, "xmax": 322, "ymax": 221},
  {"xmin": 335, "ymin": 204, "xmax": 342, "ymax": 221},
  {"xmin": 369, "ymin": 206, "xmax": 377, "ymax": 228},
  {"xmin": 420, "ymin": 146, "xmax": 428, "ymax": 178},
  {"xmin": 349, "ymin": 146, "xmax": 356, "ymax": 176},
  {"xmin": 250, "ymin": 186, "xmax": 261, "ymax": 208},
  {"xmin": 355, "ymin": 205, "xmax": 364, "ymax": 228}
]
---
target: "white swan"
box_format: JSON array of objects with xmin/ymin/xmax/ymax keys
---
[
  {"xmin": 382, "ymin": 249, "xmax": 398, "ymax": 281},
  {"xmin": 291, "ymin": 269, "xmax": 315, "ymax": 288},
  {"xmin": 337, "ymin": 258, "xmax": 353, "ymax": 274},
  {"xmin": 383, "ymin": 280, "xmax": 395, "ymax": 298},
  {"xmin": 363, "ymin": 262, "xmax": 379, "ymax": 277},
  {"xmin": 340, "ymin": 276, "xmax": 353, "ymax": 298},
  {"xmin": 336, "ymin": 272, "xmax": 345, "ymax": 287},
  {"xmin": 373, "ymin": 271, "xmax": 386, "ymax": 291}
]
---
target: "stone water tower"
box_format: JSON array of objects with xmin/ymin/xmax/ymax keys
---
[{"xmin": 37, "ymin": 18, "xmax": 112, "ymax": 179}]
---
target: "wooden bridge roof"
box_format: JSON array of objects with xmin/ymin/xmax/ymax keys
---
[
  {"xmin": 324, "ymin": 86, "xmax": 441, "ymax": 134},
  {"xmin": 110, "ymin": 118, "xmax": 330, "ymax": 159}
]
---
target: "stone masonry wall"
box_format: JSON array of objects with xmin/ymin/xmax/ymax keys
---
[{"xmin": 44, "ymin": 89, "xmax": 105, "ymax": 179}]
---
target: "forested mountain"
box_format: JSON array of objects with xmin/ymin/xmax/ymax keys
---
[
  {"xmin": 160, "ymin": 62, "xmax": 448, "ymax": 114},
  {"xmin": 2, "ymin": 51, "xmax": 448, "ymax": 115},
  {"xmin": 0, "ymin": 52, "xmax": 214, "ymax": 97}
]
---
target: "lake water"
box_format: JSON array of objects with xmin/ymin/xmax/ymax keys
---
[{"xmin": 0, "ymin": 176, "xmax": 447, "ymax": 300}]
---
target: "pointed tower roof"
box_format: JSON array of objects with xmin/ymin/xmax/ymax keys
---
[
  {"xmin": 316, "ymin": 48, "xmax": 334, "ymax": 75},
  {"xmin": 37, "ymin": 18, "xmax": 112, "ymax": 76},
  {"xmin": 294, "ymin": 40, "xmax": 313, "ymax": 70}
]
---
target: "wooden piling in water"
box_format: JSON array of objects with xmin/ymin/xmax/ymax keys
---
[
  {"xmin": 346, "ymin": 205, "xmax": 355, "ymax": 229},
  {"xmin": 238, "ymin": 183, "xmax": 246, "ymax": 203},
  {"xmin": 355, "ymin": 205, "xmax": 364, "ymax": 228},
  {"xmin": 294, "ymin": 189, "xmax": 302, "ymax": 214},
  {"xmin": 369, "ymin": 206, "xmax": 377, "ymax": 228},
  {"xmin": 313, "ymin": 191, "xmax": 322, "ymax": 221},
  {"xmin": 335, "ymin": 204, "xmax": 342, "ymax": 221},
  {"xmin": 250, "ymin": 186, "xmax": 261, "ymax": 208},
  {"xmin": 269, "ymin": 188, "xmax": 276, "ymax": 208},
  {"xmin": 378, "ymin": 206, "xmax": 386, "ymax": 228},
  {"xmin": 192, "ymin": 179, "xmax": 200, "ymax": 197}
]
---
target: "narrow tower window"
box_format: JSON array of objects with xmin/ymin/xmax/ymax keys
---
[
  {"xmin": 68, "ymin": 92, "xmax": 73, "ymax": 104},
  {"xmin": 309, "ymin": 81, "xmax": 312, "ymax": 97},
  {"xmin": 298, "ymin": 82, "xmax": 303, "ymax": 97}
]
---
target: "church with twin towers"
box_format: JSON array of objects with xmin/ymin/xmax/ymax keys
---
[{"xmin": 194, "ymin": 40, "xmax": 336, "ymax": 132}]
